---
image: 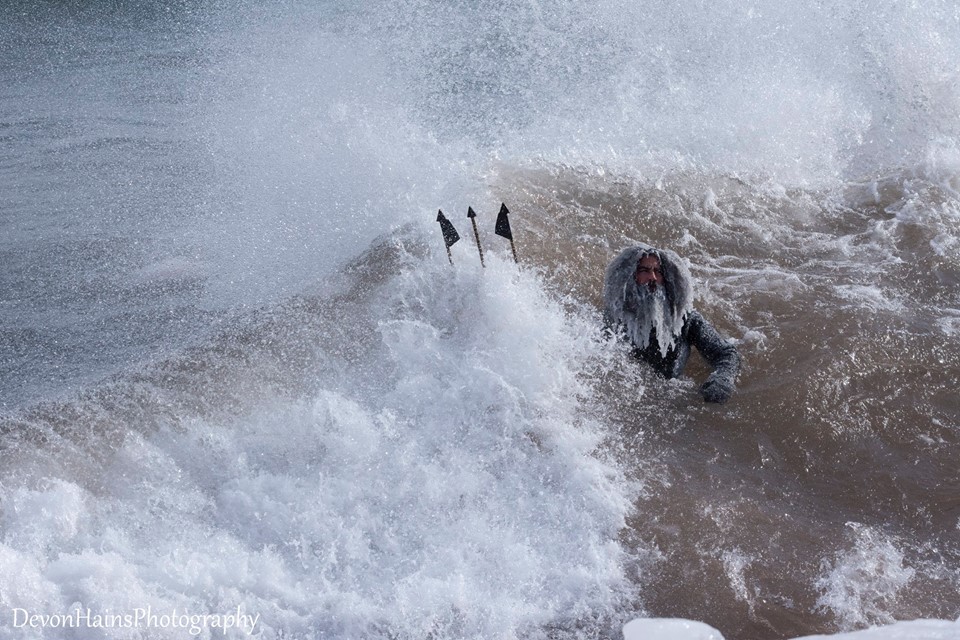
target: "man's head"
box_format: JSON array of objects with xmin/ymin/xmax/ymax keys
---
[
  {"xmin": 603, "ymin": 244, "xmax": 694, "ymax": 356},
  {"xmin": 634, "ymin": 254, "xmax": 664, "ymax": 292}
]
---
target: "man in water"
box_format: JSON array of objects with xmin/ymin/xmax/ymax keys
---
[{"xmin": 603, "ymin": 244, "xmax": 741, "ymax": 403}]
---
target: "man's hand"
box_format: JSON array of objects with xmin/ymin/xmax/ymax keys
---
[{"xmin": 701, "ymin": 373, "xmax": 734, "ymax": 404}]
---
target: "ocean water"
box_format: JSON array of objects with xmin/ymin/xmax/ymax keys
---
[{"xmin": 1, "ymin": 1, "xmax": 958, "ymax": 638}]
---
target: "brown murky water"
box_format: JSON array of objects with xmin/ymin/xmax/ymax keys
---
[{"xmin": 496, "ymin": 165, "xmax": 960, "ymax": 638}]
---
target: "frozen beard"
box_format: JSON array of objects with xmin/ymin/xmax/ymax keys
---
[
  {"xmin": 603, "ymin": 245, "xmax": 694, "ymax": 359},
  {"xmin": 620, "ymin": 281, "xmax": 682, "ymax": 358}
]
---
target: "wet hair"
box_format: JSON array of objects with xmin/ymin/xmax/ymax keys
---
[{"xmin": 603, "ymin": 244, "xmax": 694, "ymax": 355}]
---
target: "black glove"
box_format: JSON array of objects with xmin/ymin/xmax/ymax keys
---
[{"xmin": 701, "ymin": 373, "xmax": 735, "ymax": 404}]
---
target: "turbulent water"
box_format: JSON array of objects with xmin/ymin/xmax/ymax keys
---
[{"xmin": 1, "ymin": 1, "xmax": 958, "ymax": 639}]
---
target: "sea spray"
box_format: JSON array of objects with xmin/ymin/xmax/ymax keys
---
[{"xmin": 0, "ymin": 247, "xmax": 643, "ymax": 638}]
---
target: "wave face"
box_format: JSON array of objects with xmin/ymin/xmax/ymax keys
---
[
  {"xmin": 1, "ymin": 0, "xmax": 958, "ymax": 638},
  {"xmin": 1, "ymin": 235, "xmax": 638, "ymax": 638}
]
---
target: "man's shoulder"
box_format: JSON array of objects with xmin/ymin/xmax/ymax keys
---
[{"xmin": 682, "ymin": 309, "xmax": 706, "ymax": 330}]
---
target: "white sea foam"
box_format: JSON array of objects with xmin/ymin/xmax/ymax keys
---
[
  {"xmin": 792, "ymin": 618, "xmax": 960, "ymax": 640},
  {"xmin": 833, "ymin": 285, "xmax": 904, "ymax": 313},
  {"xmin": 622, "ymin": 617, "xmax": 960, "ymax": 640},
  {"xmin": 0, "ymin": 253, "xmax": 638, "ymax": 638},
  {"xmin": 814, "ymin": 524, "xmax": 916, "ymax": 630}
]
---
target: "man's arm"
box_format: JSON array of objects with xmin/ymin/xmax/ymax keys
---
[{"xmin": 687, "ymin": 311, "xmax": 741, "ymax": 403}]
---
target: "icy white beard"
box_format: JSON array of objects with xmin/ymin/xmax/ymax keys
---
[{"xmin": 621, "ymin": 282, "xmax": 683, "ymax": 357}]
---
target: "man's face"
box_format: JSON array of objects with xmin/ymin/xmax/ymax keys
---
[{"xmin": 635, "ymin": 255, "xmax": 664, "ymax": 292}]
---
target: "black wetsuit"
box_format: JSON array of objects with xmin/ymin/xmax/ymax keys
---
[{"xmin": 633, "ymin": 310, "xmax": 741, "ymax": 382}]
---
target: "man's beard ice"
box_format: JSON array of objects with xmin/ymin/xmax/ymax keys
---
[{"xmin": 621, "ymin": 283, "xmax": 683, "ymax": 358}]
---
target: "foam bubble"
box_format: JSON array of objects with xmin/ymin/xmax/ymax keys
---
[
  {"xmin": 0, "ymin": 544, "xmax": 63, "ymax": 615},
  {"xmin": 815, "ymin": 524, "xmax": 916, "ymax": 630}
]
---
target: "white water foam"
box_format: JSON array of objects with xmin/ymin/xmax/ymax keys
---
[
  {"xmin": 814, "ymin": 523, "xmax": 916, "ymax": 630},
  {"xmin": 0, "ymin": 251, "xmax": 639, "ymax": 638},
  {"xmin": 623, "ymin": 617, "xmax": 960, "ymax": 640}
]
